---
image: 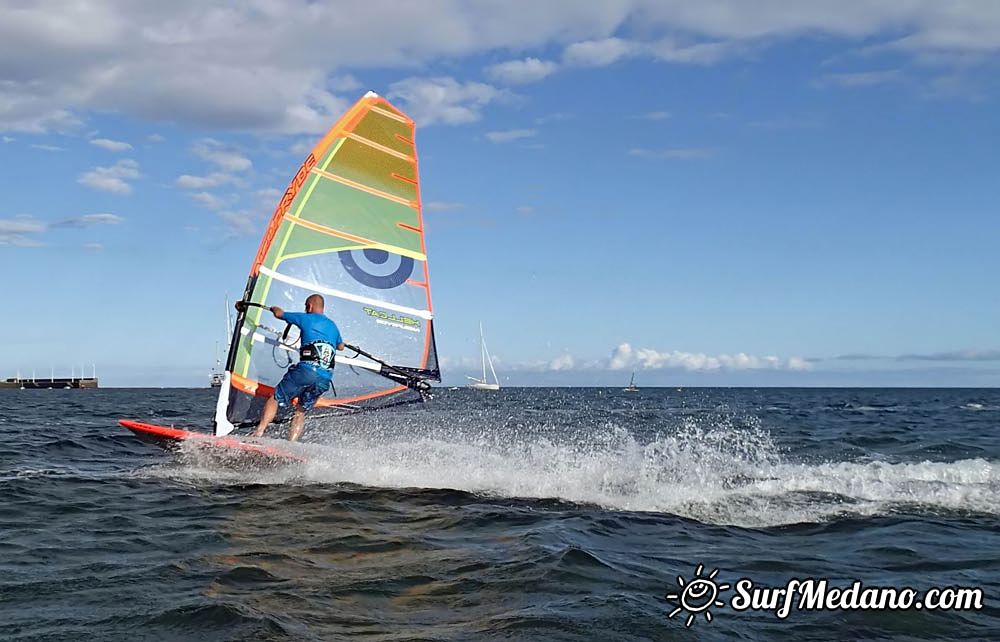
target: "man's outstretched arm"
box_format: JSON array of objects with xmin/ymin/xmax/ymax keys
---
[{"xmin": 234, "ymin": 301, "xmax": 285, "ymax": 319}]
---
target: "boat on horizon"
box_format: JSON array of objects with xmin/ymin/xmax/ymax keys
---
[{"xmin": 467, "ymin": 322, "xmax": 500, "ymax": 391}]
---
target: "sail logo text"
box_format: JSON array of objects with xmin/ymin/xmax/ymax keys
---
[
  {"xmin": 275, "ymin": 153, "xmax": 317, "ymax": 220},
  {"xmin": 364, "ymin": 307, "xmax": 420, "ymax": 332}
]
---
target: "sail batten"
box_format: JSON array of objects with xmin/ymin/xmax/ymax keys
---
[
  {"xmin": 310, "ymin": 167, "xmax": 418, "ymax": 208},
  {"xmin": 214, "ymin": 93, "xmax": 439, "ymax": 435},
  {"xmin": 257, "ymin": 266, "xmax": 433, "ymax": 319}
]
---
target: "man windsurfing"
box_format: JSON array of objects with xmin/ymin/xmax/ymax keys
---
[{"xmin": 238, "ymin": 294, "xmax": 344, "ymax": 441}]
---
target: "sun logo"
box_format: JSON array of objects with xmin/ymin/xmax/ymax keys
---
[{"xmin": 665, "ymin": 564, "xmax": 730, "ymax": 627}]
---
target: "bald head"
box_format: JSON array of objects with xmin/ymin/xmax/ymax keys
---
[{"xmin": 305, "ymin": 294, "xmax": 325, "ymax": 313}]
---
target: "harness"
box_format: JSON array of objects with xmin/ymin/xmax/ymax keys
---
[{"xmin": 299, "ymin": 340, "xmax": 336, "ymax": 370}]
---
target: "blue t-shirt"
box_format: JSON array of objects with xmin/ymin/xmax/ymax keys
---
[{"xmin": 281, "ymin": 311, "xmax": 342, "ymax": 376}]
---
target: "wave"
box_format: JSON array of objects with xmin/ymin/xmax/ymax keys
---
[{"xmin": 961, "ymin": 403, "xmax": 999, "ymax": 411}]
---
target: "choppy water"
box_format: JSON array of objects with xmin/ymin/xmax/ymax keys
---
[{"xmin": 1, "ymin": 387, "xmax": 998, "ymax": 640}]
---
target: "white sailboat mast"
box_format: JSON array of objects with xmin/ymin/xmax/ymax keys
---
[
  {"xmin": 479, "ymin": 322, "xmax": 487, "ymax": 382},
  {"xmin": 484, "ymin": 338, "xmax": 498, "ymax": 385}
]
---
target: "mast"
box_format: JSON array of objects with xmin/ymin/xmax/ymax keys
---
[
  {"xmin": 479, "ymin": 322, "xmax": 487, "ymax": 382},
  {"xmin": 486, "ymin": 336, "xmax": 499, "ymax": 385},
  {"xmin": 225, "ymin": 294, "xmax": 233, "ymax": 345}
]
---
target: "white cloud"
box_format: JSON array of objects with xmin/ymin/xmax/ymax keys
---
[
  {"xmin": 30, "ymin": 143, "xmax": 64, "ymax": 152},
  {"xmin": 0, "ymin": 217, "xmax": 47, "ymax": 235},
  {"xmin": 897, "ymin": 349, "xmax": 1000, "ymax": 361},
  {"xmin": 549, "ymin": 353, "xmax": 576, "ymax": 371},
  {"xmin": 485, "ymin": 128, "xmax": 536, "ymax": 143},
  {"xmin": 648, "ymin": 38, "xmax": 737, "ymax": 65},
  {"xmin": 146, "ymin": 133, "xmax": 165, "ymax": 143},
  {"xmin": 175, "ymin": 172, "xmax": 237, "ymax": 189},
  {"xmin": 288, "ymin": 138, "xmax": 315, "ymax": 156},
  {"xmin": 217, "ymin": 210, "xmax": 258, "ymax": 236},
  {"xmin": 78, "ymin": 213, "xmax": 124, "ymax": 225},
  {"xmin": 3, "ymin": 2, "xmax": 998, "ymax": 134},
  {"xmin": 0, "ymin": 213, "xmax": 122, "ymax": 246},
  {"xmin": 563, "ymin": 37, "xmax": 638, "ymax": 67},
  {"xmin": 8, "ymin": 3, "xmax": 1000, "ymax": 133},
  {"xmin": 535, "ymin": 112, "xmax": 571, "ymax": 124},
  {"xmin": 818, "ymin": 70, "xmax": 904, "ymax": 88},
  {"xmin": 0, "ymin": 233, "xmax": 44, "ymax": 248},
  {"xmin": 77, "ymin": 159, "xmax": 140, "ymax": 194},
  {"xmin": 439, "ymin": 354, "xmax": 487, "ymax": 372},
  {"xmin": 609, "ymin": 342, "xmax": 810, "ymax": 371},
  {"xmin": 255, "ymin": 187, "xmax": 282, "ymax": 203},
  {"xmin": 424, "ymin": 201, "xmax": 465, "ymax": 212},
  {"xmin": 2, "ymin": 136, "xmax": 14, "ymax": 143},
  {"xmin": 190, "ymin": 191, "xmax": 231, "ymax": 210},
  {"xmin": 486, "ymin": 57, "xmax": 559, "ymax": 84},
  {"xmin": 388, "ymin": 77, "xmax": 504, "ymax": 126},
  {"xmin": 629, "ymin": 147, "xmax": 715, "ymax": 159},
  {"xmin": 192, "ymin": 139, "xmax": 252, "ymax": 172},
  {"xmin": 609, "ymin": 343, "xmax": 636, "ymax": 370},
  {"xmin": 90, "ymin": 137, "xmax": 132, "ymax": 151},
  {"xmin": 787, "ymin": 356, "xmax": 812, "ymax": 371},
  {"xmin": 329, "ymin": 74, "xmax": 362, "ymax": 92},
  {"xmin": 53, "ymin": 213, "xmax": 125, "ymax": 227}
]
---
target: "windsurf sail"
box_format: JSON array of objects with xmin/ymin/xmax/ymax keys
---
[{"xmin": 214, "ymin": 91, "xmax": 439, "ymax": 436}]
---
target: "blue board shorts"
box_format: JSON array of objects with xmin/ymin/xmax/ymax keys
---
[{"xmin": 273, "ymin": 363, "xmax": 332, "ymax": 411}]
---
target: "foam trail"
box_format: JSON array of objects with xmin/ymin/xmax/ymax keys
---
[{"xmin": 153, "ymin": 416, "xmax": 1000, "ymax": 528}]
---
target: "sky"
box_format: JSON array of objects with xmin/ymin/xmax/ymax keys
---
[{"xmin": 1, "ymin": 0, "xmax": 998, "ymax": 387}]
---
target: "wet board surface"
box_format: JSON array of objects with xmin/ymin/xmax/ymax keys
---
[{"xmin": 118, "ymin": 419, "xmax": 304, "ymax": 466}]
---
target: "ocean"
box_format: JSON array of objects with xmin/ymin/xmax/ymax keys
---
[{"xmin": 1, "ymin": 387, "xmax": 997, "ymax": 641}]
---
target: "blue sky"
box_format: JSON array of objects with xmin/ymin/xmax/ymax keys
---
[{"xmin": 1, "ymin": 1, "xmax": 998, "ymax": 387}]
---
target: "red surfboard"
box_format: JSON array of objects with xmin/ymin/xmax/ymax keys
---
[{"xmin": 119, "ymin": 419, "xmax": 304, "ymax": 465}]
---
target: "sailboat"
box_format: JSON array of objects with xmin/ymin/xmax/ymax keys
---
[
  {"xmin": 119, "ymin": 91, "xmax": 441, "ymax": 454},
  {"xmin": 467, "ymin": 322, "xmax": 500, "ymax": 391},
  {"xmin": 209, "ymin": 344, "xmax": 224, "ymax": 388},
  {"xmin": 623, "ymin": 371, "xmax": 639, "ymax": 392}
]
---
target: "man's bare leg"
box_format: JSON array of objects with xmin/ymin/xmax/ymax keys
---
[
  {"xmin": 253, "ymin": 397, "xmax": 279, "ymax": 437},
  {"xmin": 288, "ymin": 408, "xmax": 306, "ymax": 442}
]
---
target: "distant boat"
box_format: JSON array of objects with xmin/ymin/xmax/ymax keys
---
[
  {"xmin": 624, "ymin": 371, "xmax": 639, "ymax": 392},
  {"xmin": 467, "ymin": 322, "xmax": 500, "ymax": 391}
]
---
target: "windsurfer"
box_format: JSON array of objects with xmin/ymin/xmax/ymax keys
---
[{"xmin": 239, "ymin": 294, "xmax": 345, "ymax": 441}]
